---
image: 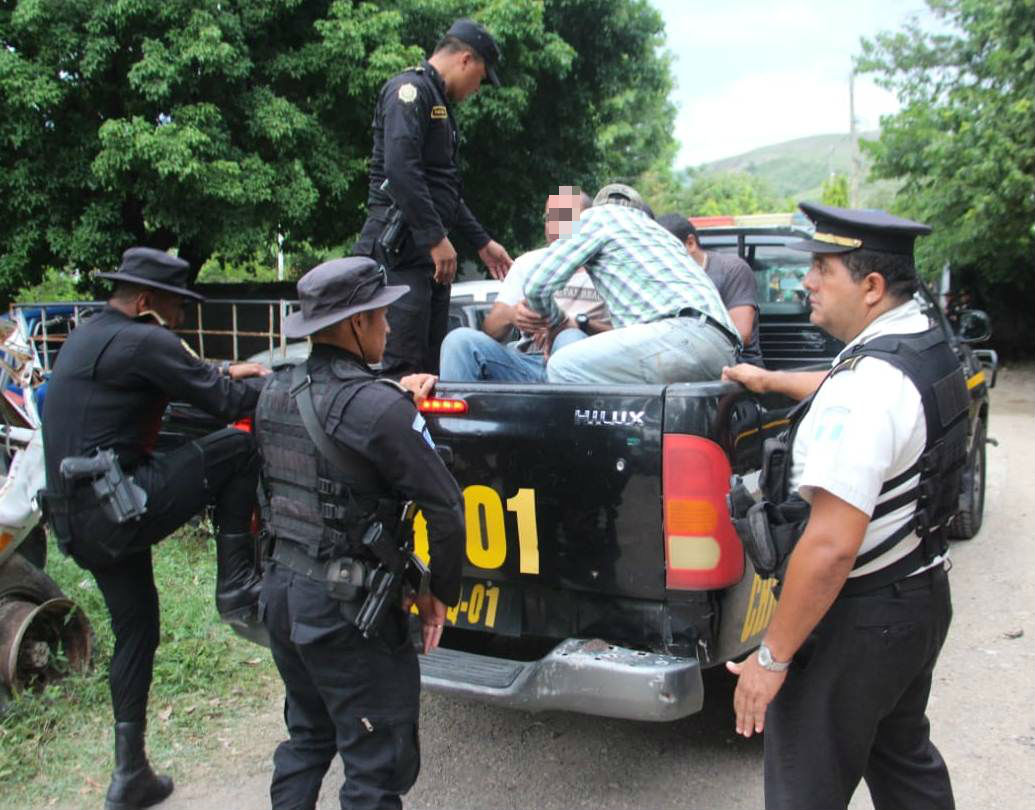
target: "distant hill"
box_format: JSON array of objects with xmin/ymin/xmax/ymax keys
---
[{"xmin": 694, "ymin": 132, "xmax": 899, "ymax": 207}]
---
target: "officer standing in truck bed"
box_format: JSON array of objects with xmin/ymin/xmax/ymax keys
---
[{"xmin": 353, "ymin": 18, "xmax": 512, "ymax": 376}]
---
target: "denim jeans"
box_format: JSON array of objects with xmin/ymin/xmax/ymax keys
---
[
  {"xmin": 439, "ymin": 327, "xmax": 586, "ymax": 382},
  {"xmin": 546, "ymin": 315, "xmax": 736, "ymax": 384}
]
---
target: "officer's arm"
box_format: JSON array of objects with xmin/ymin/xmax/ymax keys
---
[
  {"xmin": 134, "ymin": 328, "xmax": 259, "ymax": 420},
  {"xmin": 361, "ymin": 396, "xmax": 464, "ymax": 606},
  {"xmin": 382, "ymin": 84, "xmax": 445, "ymax": 250},
  {"xmin": 761, "ymin": 489, "xmax": 867, "ymax": 662},
  {"xmin": 721, "ymin": 366, "xmax": 827, "ymax": 401},
  {"xmin": 729, "ymin": 489, "xmax": 867, "ymax": 737},
  {"xmin": 454, "ymin": 199, "xmax": 491, "ymax": 251}
]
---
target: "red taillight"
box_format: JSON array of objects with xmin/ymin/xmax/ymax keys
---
[
  {"xmin": 663, "ymin": 434, "xmax": 743, "ymax": 590},
  {"xmin": 418, "ymin": 398, "xmax": 468, "ymax": 414},
  {"xmin": 232, "ymin": 416, "xmax": 253, "ymax": 433}
]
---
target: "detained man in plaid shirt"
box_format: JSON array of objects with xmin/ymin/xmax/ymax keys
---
[{"xmin": 522, "ymin": 183, "xmax": 740, "ymax": 384}]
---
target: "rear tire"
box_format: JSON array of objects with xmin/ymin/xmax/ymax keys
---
[
  {"xmin": 950, "ymin": 421, "xmax": 986, "ymax": 540},
  {"xmin": 0, "ymin": 552, "xmax": 64, "ymax": 604}
]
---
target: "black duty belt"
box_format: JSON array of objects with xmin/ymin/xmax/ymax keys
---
[
  {"xmin": 674, "ymin": 306, "xmax": 741, "ymax": 349},
  {"xmin": 271, "ymin": 541, "xmax": 371, "ymax": 597}
]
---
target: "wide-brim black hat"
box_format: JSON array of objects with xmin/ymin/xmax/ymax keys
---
[
  {"xmin": 283, "ymin": 257, "xmax": 409, "ymax": 339},
  {"xmin": 789, "ymin": 201, "xmax": 932, "ymax": 256},
  {"xmin": 95, "ymin": 247, "xmax": 204, "ymax": 301}
]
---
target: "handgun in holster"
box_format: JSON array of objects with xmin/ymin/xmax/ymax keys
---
[
  {"xmin": 59, "ymin": 448, "xmax": 148, "ymax": 525},
  {"xmin": 354, "ymin": 501, "xmax": 429, "ymax": 639},
  {"xmin": 376, "ymin": 179, "xmax": 408, "ymax": 259}
]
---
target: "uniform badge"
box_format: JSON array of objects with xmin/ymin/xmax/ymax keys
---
[
  {"xmin": 398, "ymin": 83, "xmax": 418, "ymax": 104},
  {"xmin": 431, "ymin": 105, "xmax": 447, "ymax": 119}
]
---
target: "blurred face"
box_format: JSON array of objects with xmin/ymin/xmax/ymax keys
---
[
  {"xmin": 544, "ymin": 186, "xmax": 585, "ymax": 244},
  {"xmin": 353, "ymin": 307, "xmax": 390, "ymax": 363},
  {"xmin": 449, "ymin": 51, "xmax": 487, "ymax": 102},
  {"xmin": 803, "ymin": 253, "xmax": 871, "ymax": 342}
]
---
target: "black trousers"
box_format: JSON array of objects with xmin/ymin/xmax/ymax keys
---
[
  {"xmin": 382, "ymin": 261, "xmax": 451, "ymax": 377},
  {"xmin": 764, "ymin": 565, "xmax": 955, "ymax": 810},
  {"xmin": 260, "ymin": 562, "xmax": 420, "ymax": 810},
  {"xmin": 68, "ymin": 428, "xmax": 259, "ymax": 723}
]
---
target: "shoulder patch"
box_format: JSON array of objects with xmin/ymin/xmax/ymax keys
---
[
  {"xmin": 398, "ymin": 83, "xmax": 418, "ymax": 104},
  {"xmin": 430, "ymin": 105, "xmax": 447, "ymax": 119},
  {"xmin": 412, "ymin": 412, "xmax": 436, "ymax": 448}
]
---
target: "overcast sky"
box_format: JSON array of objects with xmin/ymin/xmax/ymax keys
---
[{"xmin": 652, "ymin": 0, "xmax": 937, "ymax": 166}]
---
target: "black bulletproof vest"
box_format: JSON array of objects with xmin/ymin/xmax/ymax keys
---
[
  {"xmin": 254, "ymin": 361, "xmax": 402, "ymax": 559},
  {"xmin": 763, "ymin": 327, "xmax": 969, "ymax": 579}
]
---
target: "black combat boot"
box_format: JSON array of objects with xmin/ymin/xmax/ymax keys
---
[
  {"xmin": 214, "ymin": 531, "xmax": 262, "ymax": 621},
  {"xmin": 105, "ymin": 721, "xmax": 174, "ymax": 810}
]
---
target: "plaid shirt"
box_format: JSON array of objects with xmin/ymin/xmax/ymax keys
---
[{"xmin": 522, "ymin": 205, "xmax": 737, "ymax": 341}]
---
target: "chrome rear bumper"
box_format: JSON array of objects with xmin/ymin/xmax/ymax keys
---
[{"xmin": 419, "ymin": 638, "xmax": 703, "ymax": 722}]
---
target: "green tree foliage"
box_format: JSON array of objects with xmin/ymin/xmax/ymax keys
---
[
  {"xmin": 820, "ymin": 174, "xmax": 851, "ymax": 207},
  {"xmin": 0, "ymin": 0, "xmax": 675, "ymax": 296},
  {"xmin": 644, "ymin": 169, "xmax": 794, "ymax": 218},
  {"xmin": 857, "ymin": 0, "xmax": 1034, "ymax": 294}
]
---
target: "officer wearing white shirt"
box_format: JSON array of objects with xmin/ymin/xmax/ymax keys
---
[{"xmin": 722, "ymin": 202, "xmax": 965, "ymax": 810}]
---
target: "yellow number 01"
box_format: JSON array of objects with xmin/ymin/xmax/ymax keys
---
[{"xmin": 411, "ymin": 486, "xmax": 540, "ymax": 574}]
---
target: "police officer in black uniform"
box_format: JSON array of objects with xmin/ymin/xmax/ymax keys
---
[
  {"xmin": 723, "ymin": 203, "xmax": 966, "ymax": 810},
  {"xmin": 354, "ymin": 18, "xmax": 513, "ymax": 376},
  {"xmin": 254, "ymin": 257, "xmax": 463, "ymax": 810},
  {"xmin": 41, "ymin": 247, "xmax": 269, "ymax": 810}
]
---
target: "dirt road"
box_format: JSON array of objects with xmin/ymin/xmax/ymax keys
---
[{"xmin": 160, "ymin": 365, "xmax": 1035, "ymax": 810}]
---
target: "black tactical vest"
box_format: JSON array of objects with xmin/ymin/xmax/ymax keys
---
[
  {"xmin": 254, "ymin": 360, "xmax": 404, "ymax": 560},
  {"xmin": 732, "ymin": 327, "xmax": 970, "ymax": 591}
]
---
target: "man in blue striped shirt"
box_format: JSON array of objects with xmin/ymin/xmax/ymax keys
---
[{"xmin": 522, "ymin": 184, "xmax": 740, "ymax": 384}]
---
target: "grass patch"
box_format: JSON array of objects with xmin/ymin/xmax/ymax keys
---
[{"xmin": 0, "ymin": 524, "xmax": 280, "ymax": 809}]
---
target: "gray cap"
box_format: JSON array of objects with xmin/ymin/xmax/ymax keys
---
[
  {"xmin": 593, "ymin": 183, "xmax": 648, "ymax": 213},
  {"xmin": 283, "ymin": 257, "xmax": 409, "ymax": 339}
]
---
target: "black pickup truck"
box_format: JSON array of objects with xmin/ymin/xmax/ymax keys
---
[
  {"xmin": 21, "ymin": 219, "xmax": 995, "ymax": 721},
  {"xmin": 399, "ymin": 220, "xmax": 996, "ymax": 721}
]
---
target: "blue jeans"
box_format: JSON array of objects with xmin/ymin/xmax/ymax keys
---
[
  {"xmin": 546, "ymin": 316, "xmax": 736, "ymax": 384},
  {"xmin": 439, "ymin": 327, "xmax": 586, "ymax": 382}
]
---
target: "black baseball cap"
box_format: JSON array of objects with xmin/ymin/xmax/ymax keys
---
[
  {"xmin": 790, "ymin": 201, "xmax": 932, "ymax": 256},
  {"xmin": 446, "ymin": 18, "xmax": 502, "ymax": 86},
  {"xmin": 96, "ymin": 247, "xmax": 204, "ymax": 301},
  {"xmin": 283, "ymin": 257, "xmax": 409, "ymax": 338}
]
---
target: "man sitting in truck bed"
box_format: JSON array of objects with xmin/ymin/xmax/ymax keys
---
[
  {"xmin": 658, "ymin": 213, "xmax": 763, "ymax": 366},
  {"xmin": 438, "ymin": 187, "xmax": 612, "ymax": 382},
  {"xmin": 522, "ymin": 183, "xmax": 740, "ymax": 384}
]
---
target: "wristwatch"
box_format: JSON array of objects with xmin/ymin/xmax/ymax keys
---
[
  {"xmin": 575, "ymin": 313, "xmax": 591, "ymax": 334},
  {"xmin": 757, "ymin": 643, "xmax": 791, "ymax": 672}
]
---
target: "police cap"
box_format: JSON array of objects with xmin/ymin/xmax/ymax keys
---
[
  {"xmin": 283, "ymin": 257, "xmax": 409, "ymax": 339},
  {"xmin": 790, "ymin": 201, "xmax": 932, "ymax": 256},
  {"xmin": 96, "ymin": 247, "xmax": 204, "ymax": 301},
  {"xmin": 446, "ymin": 18, "xmax": 502, "ymax": 87}
]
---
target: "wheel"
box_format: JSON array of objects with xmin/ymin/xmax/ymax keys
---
[
  {"xmin": 0, "ymin": 554, "xmax": 93, "ymax": 697},
  {"xmin": 950, "ymin": 420, "xmax": 986, "ymax": 540},
  {"xmin": 0, "ymin": 552, "xmax": 64, "ymax": 603}
]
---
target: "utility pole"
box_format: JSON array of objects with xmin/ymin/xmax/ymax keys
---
[{"xmin": 849, "ymin": 69, "xmax": 861, "ymax": 207}]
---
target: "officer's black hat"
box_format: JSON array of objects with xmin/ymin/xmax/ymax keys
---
[
  {"xmin": 446, "ymin": 18, "xmax": 502, "ymax": 87},
  {"xmin": 95, "ymin": 247, "xmax": 204, "ymax": 301},
  {"xmin": 283, "ymin": 257, "xmax": 409, "ymax": 339},
  {"xmin": 789, "ymin": 201, "xmax": 932, "ymax": 256}
]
